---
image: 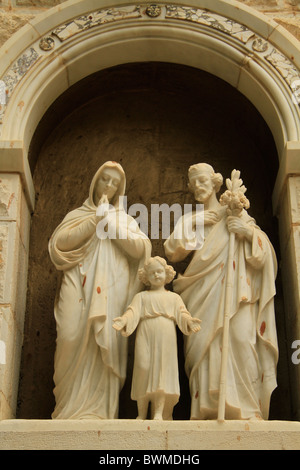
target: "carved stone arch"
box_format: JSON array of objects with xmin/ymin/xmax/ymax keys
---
[
  {"xmin": 0, "ymin": 1, "xmax": 300, "ymax": 209},
  {"xmin": 1, "ymin": 0, "xmax": 300, "ymax": 435}
]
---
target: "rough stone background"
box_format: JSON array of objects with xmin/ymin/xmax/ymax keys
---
[{"xmin": 0, "ymin": 0, "xmax": 300, "ymax": 47}]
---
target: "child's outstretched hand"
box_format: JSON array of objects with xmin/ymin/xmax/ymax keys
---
[
  {"xmin": 113, "ymin": 316, "xmax": 127, "ymax": 331},
  {"xmin": 188, "ymin": 317, "xmax": 202, "ymax": 333}
]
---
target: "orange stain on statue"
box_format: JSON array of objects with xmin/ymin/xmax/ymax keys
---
[
  {"xmin": 260, "ymin": 321, "xmax": 266, "ymax": 336},
  {"xmin": 258, "ymin": 236, "xmax": 263, "ymax": 250},
  {"xmin": 97, "ymin": 286, "xmax": 101, "ymax": 294}
]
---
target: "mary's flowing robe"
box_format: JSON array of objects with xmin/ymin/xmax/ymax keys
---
[
  {"xmin": 164, "ymin": 208, "xmax": 278, "ymax": 420},
  {"xmin": 49, "ymin": 163, "xmax": 151, "ymax": 419}
]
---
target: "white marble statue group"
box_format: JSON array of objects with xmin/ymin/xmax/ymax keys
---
[{"xmin": 49, "ymin": 161, "xmax": 278, "ymax": 421}]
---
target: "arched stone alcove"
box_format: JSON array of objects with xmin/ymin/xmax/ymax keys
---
[{"xmin": 16, "ymin": 61, "xmax": 290, "ymax": 420}]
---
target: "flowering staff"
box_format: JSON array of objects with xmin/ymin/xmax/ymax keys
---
[{"xmin": 217, "ymin": 169, "xmax": 250, "ymax": 422}]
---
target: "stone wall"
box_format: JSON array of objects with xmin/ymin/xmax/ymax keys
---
[
  {"xmin": 0, "ymin": 0, "xmax": 300, "ymax": 48},
  {"xmin": 242, "ymin": 0, "xmax": 300, "ymax": 40}
]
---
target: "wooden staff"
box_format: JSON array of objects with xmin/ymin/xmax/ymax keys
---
[{"xmin": 217, "ymin": 169, "xmax": 250, "ymax": 422}]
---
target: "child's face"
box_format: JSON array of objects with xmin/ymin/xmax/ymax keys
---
[{"xmin": 147, "ymin": 260, "xmax": 166, "ymax": 289}]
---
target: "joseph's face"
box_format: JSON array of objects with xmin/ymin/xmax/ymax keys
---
[
  {"xmin": 189, "ymin": 172, "xmax": 215, "ymax": 203},
  {"xmin": 95, "ymin": 168, "xmax": 122, "ymax": 202}
]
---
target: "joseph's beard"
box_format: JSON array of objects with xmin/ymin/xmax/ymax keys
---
[
  {"xmin": 194, "ymin": 188, "xmax": 214, "ymax": 203},
  {"xmin": 194, "ymin": 190, "xmax": 205, "ymax": 202}
]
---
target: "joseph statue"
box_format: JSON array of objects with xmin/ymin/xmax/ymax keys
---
[{"xmin": 164, "ymin": 163, "xmax": 278, "ymax": 420}]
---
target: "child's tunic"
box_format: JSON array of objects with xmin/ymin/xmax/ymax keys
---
[{"xmin": 120, "ymin": 290, "xmax": 193, "ymax": 403}]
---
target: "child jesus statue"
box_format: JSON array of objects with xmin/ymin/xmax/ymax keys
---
[{"xmin": 113, "ymin": 256, "xmax": 201, "ymax": 420}]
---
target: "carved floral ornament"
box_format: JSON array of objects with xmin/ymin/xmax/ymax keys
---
[{"xmin": 1, "ymin": 3, "xmax": 300, "ymax": 124}]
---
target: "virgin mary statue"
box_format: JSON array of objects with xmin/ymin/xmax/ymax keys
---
[{"xmin": 49, "ymin": 161, "xmax": 151, "ymax": 419}]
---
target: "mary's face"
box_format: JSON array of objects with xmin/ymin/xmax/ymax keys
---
[
  {"xmin": 95, "ymin": 167, "xmax": 122, "ymax": 203},
  {"xmin": 189, "ymin": 172, "xmax": 215, "ymax": 203}
]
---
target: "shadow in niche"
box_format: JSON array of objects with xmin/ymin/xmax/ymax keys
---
[{"xmin": 16, "ymin": 61, "xmax": 291, "ymax": 421}]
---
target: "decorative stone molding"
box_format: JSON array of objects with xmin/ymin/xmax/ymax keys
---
[
  {"xmin": 39, "ymin": 37, "xmax": 55, "ymax": 51},
  {"xmin": 52, "ymin": 5, "xmax": 142, "ymax": 41},
  {"xmin": 165, "ymin": 5, "xmax": 256, "ymax": 43},
  {"xmin": 1, "ymin": 48, "xmax": 40, "ymax": 122},
  {"xmin": 146, "ymin": 4, "xmax": 162, "ymax": 17},
  {"xmin": 1, "ymin": 3, "xmax": 300, "ymax": 132}
]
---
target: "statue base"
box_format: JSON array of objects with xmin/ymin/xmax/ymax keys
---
[{"xmin": 0, "ymin": 419, "xmax": 299, "ymax": 450}]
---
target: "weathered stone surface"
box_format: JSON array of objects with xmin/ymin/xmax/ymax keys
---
[
  {"xmin": 241, "ymin": 0, "xmax": 300, "ymax": 11},
  {"xmin": 274, "ymin": 17, "xmax": 300, "ymax": 40},
  {"xmin": 0, "ymin": 10, "xmax": 34, "ymax": 48},
  {"xmin": 0, "ymin": 0, "xmax": 300, "ymax": 51},
  {"xmin": 1, "ymin": 419, "xmax": 300, "ymax": 450}
]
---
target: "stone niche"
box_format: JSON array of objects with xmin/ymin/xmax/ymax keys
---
[{"xmin": 16, "ymin": 61, "xmax": 291, "ymax": 421}]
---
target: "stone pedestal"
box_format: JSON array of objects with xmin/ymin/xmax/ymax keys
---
[{"xmin": 0, "ymin": 419, "xmax": 300, "ymax": 450}]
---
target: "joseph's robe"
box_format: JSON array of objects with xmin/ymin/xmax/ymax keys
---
[{"xmin": 164, "ymin": 208, "xmax": 278, "ymax": 420}]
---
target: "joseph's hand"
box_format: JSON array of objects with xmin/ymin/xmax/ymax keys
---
[
  {"xmin": 204, "ymin": 210, "xmax": 220, "ymax": 226},
  {"xmin": 227, "ymin": 216, "xmax": 253, "ymax": 241}
]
